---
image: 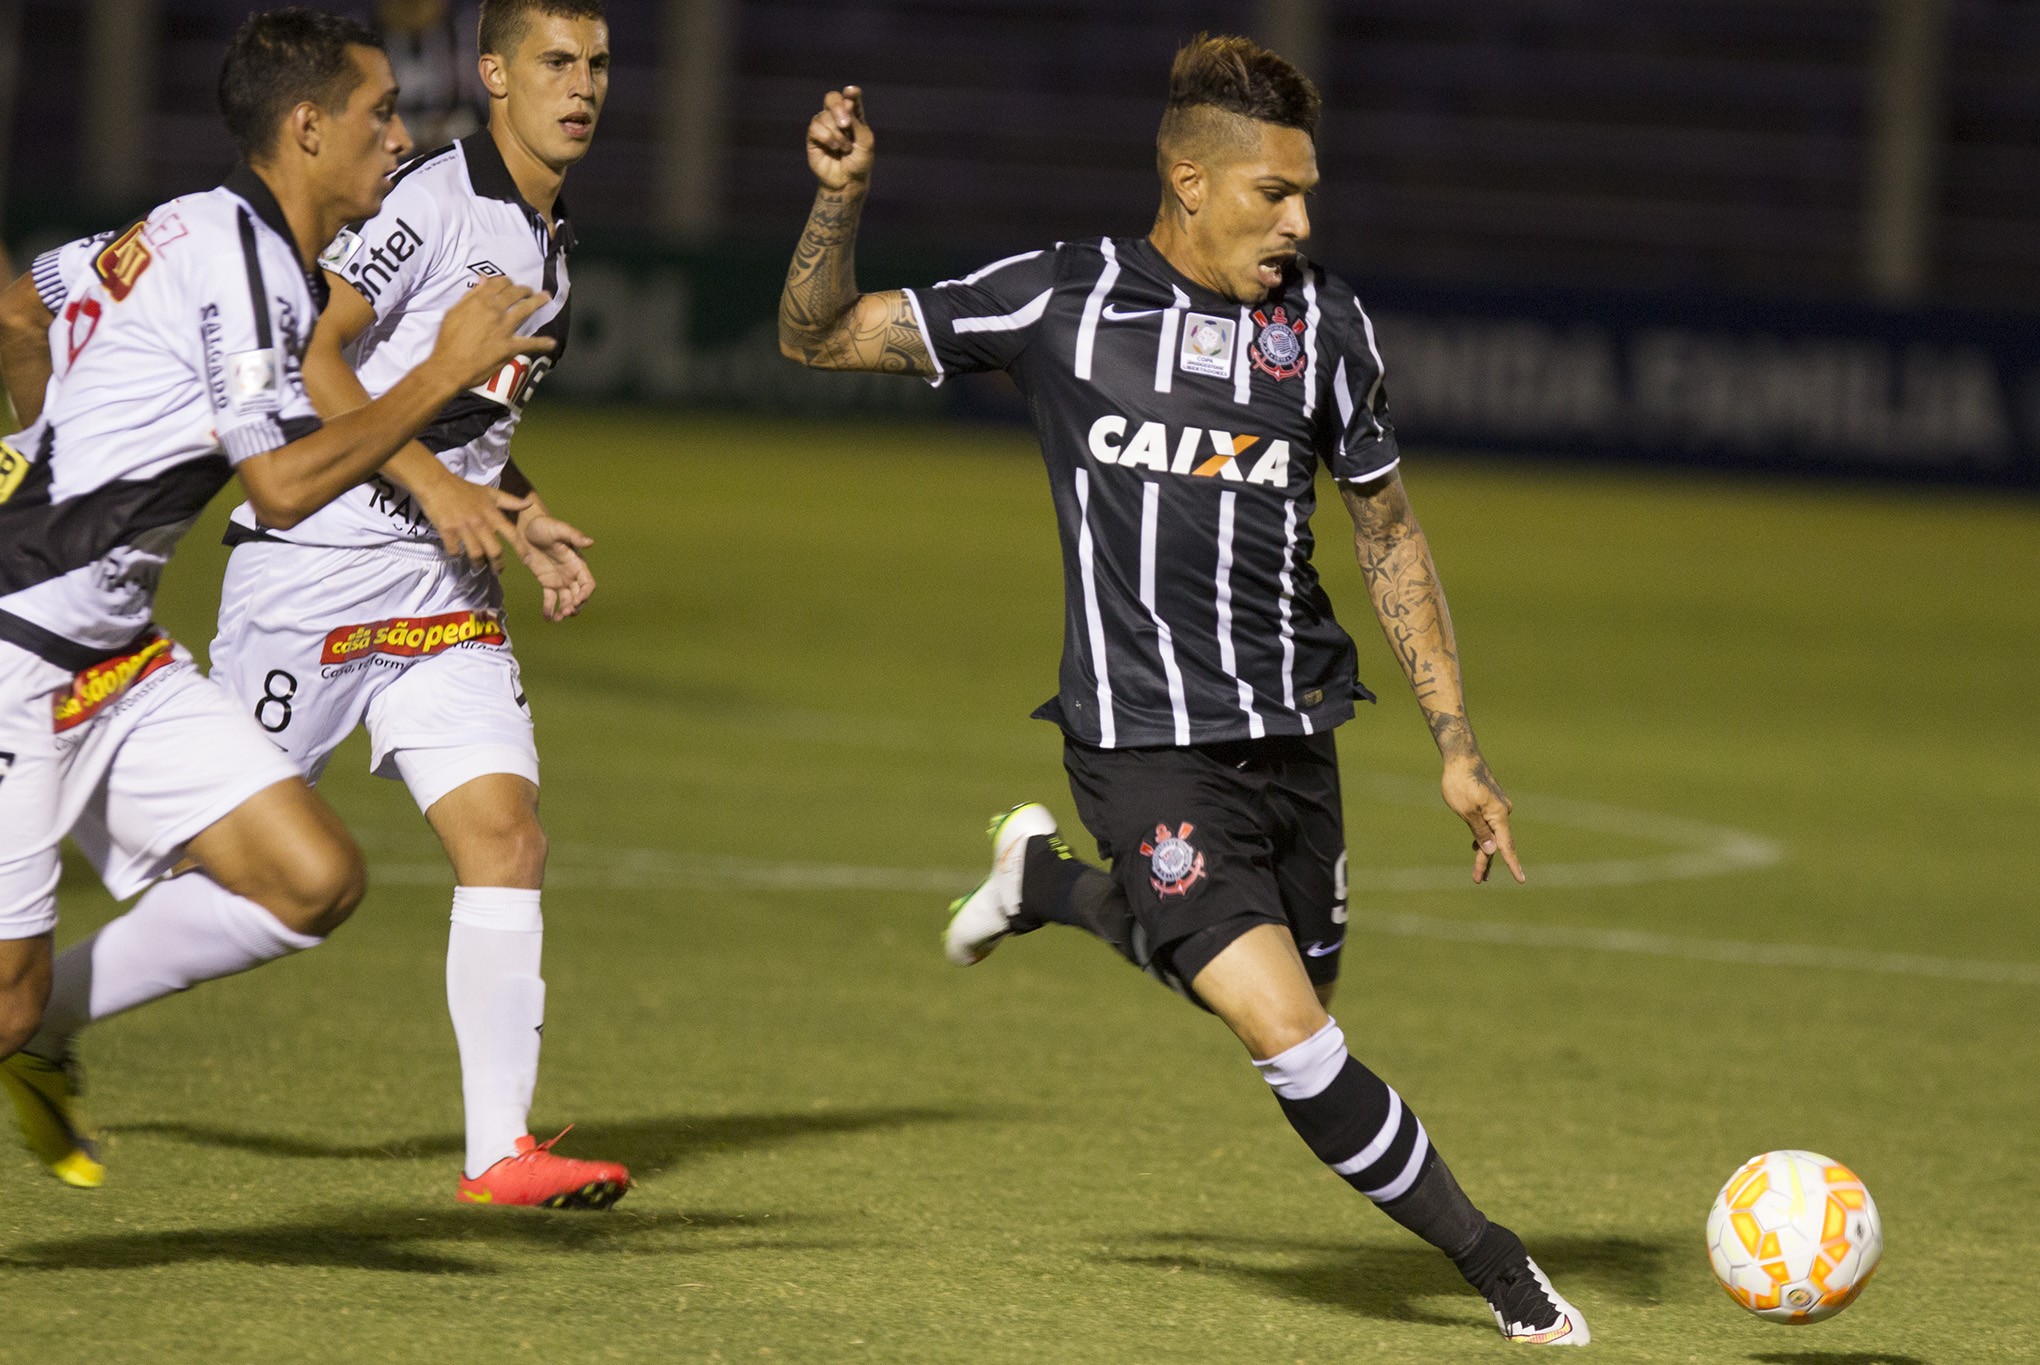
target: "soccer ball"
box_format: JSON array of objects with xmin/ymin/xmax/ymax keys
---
[{"xmin": 1706, "ymin": 1149, "xmax": 1882, "ymax": 1323}]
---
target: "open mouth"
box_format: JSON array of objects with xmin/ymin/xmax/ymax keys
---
[
  {"xmin": 1256, "ymin": 253, "xmax": 1293, "ymax": 290},
  {"xmin": 560, "ymin": 112, "xmax": 594, "ymax": 140}
]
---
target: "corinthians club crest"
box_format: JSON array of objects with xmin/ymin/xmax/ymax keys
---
[
  {"xmin": 1140, "ymin": 821, "xmax": 1207, "ymax": 897},
  {"xmin": 1248, "ymin": 305, "xmax": 1307, "ymax": 381}
]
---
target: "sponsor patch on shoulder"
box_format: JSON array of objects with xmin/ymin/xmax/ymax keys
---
[
  {"xmin": 1180, "ymin": 313, "xmax": 1235, "ymax": 379},
  {"xmin": 93, "ymin": 222, "xmax": 154, "ymax": 303},
  {"xmin": 318, "ymin": 228, "xmax": 363, "ymax": 273}
]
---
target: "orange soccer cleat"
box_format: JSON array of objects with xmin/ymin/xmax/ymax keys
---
[{"xmin": 456, "ymin": 1127, "xmax": 631, "ymax": 1210}]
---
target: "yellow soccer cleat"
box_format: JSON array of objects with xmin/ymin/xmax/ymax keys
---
[{"xmin": 0, "ymin": 1051, "xmax": 104, "ymax": 1188}]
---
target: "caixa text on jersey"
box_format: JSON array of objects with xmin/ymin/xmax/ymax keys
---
[{"xmin": 1087, "ymin": 415, "xmax": 1294, "ymax": 488}]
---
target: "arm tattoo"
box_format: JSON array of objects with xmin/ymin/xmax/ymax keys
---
[
  {"xmin": 778, "ymin": 188, "xmax": 931, "ymax": 376},
  {"xmin": 1343, "ymin": 474, "xmax": 1479, "ymax": 762}
]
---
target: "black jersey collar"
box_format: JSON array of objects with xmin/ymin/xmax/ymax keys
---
[
  {"xmin": 221, "ymin": 162, "xmax": 331, "ymax": 310},
  {"xmin": 222, "ymin": 163, "xmax": 298, "ymax": 252},
  {"xmin": 458, "ymin": 130, "xmax": 573, "ymax": 241}
]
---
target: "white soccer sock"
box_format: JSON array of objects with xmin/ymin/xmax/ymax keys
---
[
  {"xmin": 28, "ymin": 872, "xmax": 322, "ymax": 1059},
  {"xmin": 447, "ymin": 886, "xmax": 545, "ymax": 1179}
]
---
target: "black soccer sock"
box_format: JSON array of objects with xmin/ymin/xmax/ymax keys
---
[
  {"xmin": 1256, "ymin": 1019, "xmax": 1494, "ymax": 1271},
  {"xmin": 1017, "ymin": 834, "xmax": 1141, "ymax": 966}
]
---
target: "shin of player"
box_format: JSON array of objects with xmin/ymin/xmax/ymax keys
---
[
  {"xmin": 779, "ymin": 39, "xmax": 1585, "ymax": 1347},
  {"xmin": 0, "ymin": 9, "xmax": 549, "ymax": 1188}
]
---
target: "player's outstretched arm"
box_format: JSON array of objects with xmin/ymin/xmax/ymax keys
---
[
  {"xmin": 1342, "ymin": 470, "xmax": 1526, "ymax": 885},
  {"xmin": 0, "ymin": 270, "xmax": 56, "ymax": 427},
  {"xmin": 238, "ymin": 277, "xmax": 552, "ymax": 529},
  {"xmin": 776, "ymin": 85, "xmax": 933, "ymax": 377}
]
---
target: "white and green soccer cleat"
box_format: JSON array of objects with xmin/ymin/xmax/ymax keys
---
[
  {"xmin": 1, "ymin": 1051, "xmax": 104, "ymax": 1188},
  {"xmin": 943, "ymin": 803, "xmax": 1058, "ymax": 966}
]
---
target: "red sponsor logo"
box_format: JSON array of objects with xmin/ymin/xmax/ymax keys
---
[
  {"xmin": 93, "ymin": 223, "xmax": 154, "ymax": 303},
  {"xmin": 320, "ymin": 609, "xmax": 506, "ymax": 665},
  {"xmin": 53, "ymin": 632, "xmax": 175, "ymax": 732}
]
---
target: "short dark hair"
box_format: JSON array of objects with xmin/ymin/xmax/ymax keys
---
[
  {"xmin": 218, "ymin": 7, "xmax": 383, "ymax": 163},
  {"xmin": 478, "ymin": 0, "xmax": 605, "ymax": 58},
  {"xmin": 1162, "ymin": 33, "xmax": 1321, "ymax": 138}
]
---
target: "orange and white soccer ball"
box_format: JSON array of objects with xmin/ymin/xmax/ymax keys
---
[{"xmin": 1706, "ymin": 1149, "xmax": 1883, "ymax": 1323}]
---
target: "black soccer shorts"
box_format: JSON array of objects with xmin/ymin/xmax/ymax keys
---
[{"xmin": 1061, "ymin": 731, "xmax": 1348, "ymax": 991}]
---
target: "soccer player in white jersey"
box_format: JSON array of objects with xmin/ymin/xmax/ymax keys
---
[
  {"xmin": 0, "ymin": 7, "xmax": 549, "ymax": 1188},
  {"xmin": 780, "ymin": 38, "xmax": 1588, "ymax": 1347},
  {"xmin": 10, "ymin": 0, "xmax": 630, "ymax": 1210}
]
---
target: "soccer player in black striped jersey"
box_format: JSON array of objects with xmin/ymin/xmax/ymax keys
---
[{"xmin": 779, "ymin": 36, "xmax": 1588, "ymax": 1347}]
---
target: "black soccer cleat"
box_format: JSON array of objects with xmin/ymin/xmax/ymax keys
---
[
  {"xmin": 1464, "ymin": 1225, "xmax": 1591, "ymax": 1346},
  {"xmin": 1487, "ymin": 1254, "xmax": 1590, "ymax": 1345}
]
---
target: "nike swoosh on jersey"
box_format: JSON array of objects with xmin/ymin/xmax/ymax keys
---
[
  {"xmin": 1304, "ymin": 937, "xmax": 1344, "ymax": 957},
  {"xmin": 1101, "ymin": 304, "xmax": 1166, "ymax": 321}
]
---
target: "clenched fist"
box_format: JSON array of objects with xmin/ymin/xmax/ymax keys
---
[{"xmin": 806, "ymin": 85, "xmax": 874, "ymax": 192}]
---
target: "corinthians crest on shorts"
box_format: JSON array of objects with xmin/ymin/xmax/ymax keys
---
[
  {"xmin": 1140, "ymin": 821, "xmax": 1206, "ymax": 896},
  {"xmin": 1248, "ymin": 305, "xmax": 1307, "ymax": 380}
]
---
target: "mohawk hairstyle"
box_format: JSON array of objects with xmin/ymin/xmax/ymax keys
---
[
  {"xmin": 478, "ymin": 0, "xmax": 605, "ymax": 58},
  {"xmin": 1163, "ymin": 33, "xmax": 1321, "ymax": 138}
]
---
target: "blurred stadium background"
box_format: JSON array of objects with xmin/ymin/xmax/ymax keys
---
[
  {"xmin": 1, "ymin": 5, "xmax": 2036, "ymax": 1361},
  {"xmin": 5, "ymin": 0, "xmax": 2040, "ymax": 484}
]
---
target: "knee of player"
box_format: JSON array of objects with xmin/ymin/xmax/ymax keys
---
[
  {"xmin": 470, "ymin": 810, "xmax": 548, "ymax": 884},
  {"xmin": 505, "ymin": 818, "xmax": 547, "ymax": 879},
  {"xmin": 280, "ymin": 832, "xmax": 367, "ymax": 936},
  {"xmin": 1259, "ymin": 1011, "xmax": 1333, "ymax": 1059}
]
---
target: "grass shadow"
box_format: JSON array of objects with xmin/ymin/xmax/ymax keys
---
[
  {"xmin": 1103, "ymin": 1231, "xmax": 1675, "ymax": 1332},
  {"xmin": 117, "ymin": 1105, "xmax": 973, "ymax": 1180},
  {"xmin": 1748, "ymin": 1355, "xmax": 1929, "ymax": 1365},
  {"xmin": 0, "ymin": 1206, "xmax": 839, "ymax": 1275}
]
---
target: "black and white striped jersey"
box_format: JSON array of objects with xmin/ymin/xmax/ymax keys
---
[
  {"xmin": 0, "ymin": 169, "xmax": 323, "ymax": 668},
  {"xmin": 906, "ymin": 236, "xmax": 1397, "ymax": 749}
]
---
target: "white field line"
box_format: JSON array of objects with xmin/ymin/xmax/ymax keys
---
[
  {"xmin": 1339, "ymin": 773, "xmax": 1785, "ymax": 890},
  {"xmin": 357, "ymin": 787, "xmax": 2040, "ymax": 988},
  {"xmin": 364, "ymin": 774, "xmax": 1785, "ymax": 895},
  {"xmin": 365, "ymin": 845, "xmax": 2040, "ymax": 989},
  {"xmin": 1346, "ymin": 911, "xmax": 2040, "ymax": 988}
]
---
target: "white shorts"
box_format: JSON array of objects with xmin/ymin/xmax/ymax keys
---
[
  {"xmin": 0, "ymin": 637, "xmax": 301, "ymax": 938},
  {"xmin": 208, "ymin": 538, "xmax": 538, "ymax": 814}
]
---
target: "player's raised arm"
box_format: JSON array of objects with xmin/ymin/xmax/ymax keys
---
[
  {"xmin": 237, "ymin": 276, "xmax": 553, "ymax": 529},
  {"xmin": 777, "ymin": 86, "xmax": 934, "ymax": 377},
  {"xmin": 1341, "ymin": 470, "xmax": 1524, "ymax": 885}
]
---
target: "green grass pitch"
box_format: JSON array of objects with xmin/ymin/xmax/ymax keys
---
[{"xmin": 3, "ymin": 410, "xmax": 2036, "ymax": 1362}]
